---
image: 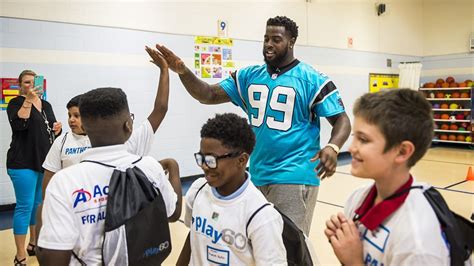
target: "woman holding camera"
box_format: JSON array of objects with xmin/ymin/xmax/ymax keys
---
[{"xmin": 6, "ymin": 70, "xmax": 62, "ymax": 265}]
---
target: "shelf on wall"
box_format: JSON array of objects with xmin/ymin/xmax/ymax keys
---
[
  {"xmin": 432, "ymin": 109, "xmax": 471, "ymax": 111},
  {"xmin": 426, "ymin": 98, "xmax": 471, "ymax": 101},
  {"xmin": 432, "ymin": 139, "xmax": 472, "ymax": 145},
  {"xmin": 434, "ymin": 129, "xmax": 471, "ymax": 134},
  {"xmin": 433, "ymin": 119, "xmax": 471, "ymax": 122},
  {"xmin": 420, "ymin": 87, "xmax": 473, "ymax": 91}
]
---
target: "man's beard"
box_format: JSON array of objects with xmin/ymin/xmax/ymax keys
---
[{"xmin": 263, "ymin": 45, "xmax": 289, "ymax": 67}]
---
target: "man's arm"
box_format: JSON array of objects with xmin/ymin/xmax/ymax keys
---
[
  {"xmin": 311, "ymin": 112, "xmax": 351, "ymax": 179},
  {"xmin": 156, "ymin": 44, "xmax": 230, "ymax": 105},
  {"xmin": 37, "ymin": 248, "xmax": 72, "ymax": 266},
  {"xmin": 326, "ymin": 112, "xmax": 351, "ymax": 149},
  {"xmin": 159, "ymin": 158, "xmax": 182, "ymax": 222},
  {"xmin": 145, "ymin": 45, "xmax": 170, "ymax": 132}
]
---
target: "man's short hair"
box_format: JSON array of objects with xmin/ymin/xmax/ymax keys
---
[
  {"xmin": 201, "ymin": 113, "xmax": 256, "ymax": 155},
  {"xmin": 66, "ymin": 94, "xmax": 83, "ymax": 109},
  {"xmin": 79, "ymin": 87, "xmax": 129, "ymax": 120},
  {"xmin": 353, "ymin": 89, "xmax": 433, "ymax": 167},
  {"xmin": 267, "ymin": 16, "xmax": 299, "ymax": 40}
]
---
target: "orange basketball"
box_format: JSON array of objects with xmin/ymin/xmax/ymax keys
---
[
  {"xmin": 436, "ymin": 92, "xmax": 445, "ymax": 98},
  {"xmin": 449, "ymin": 82, "xmax": 458, "ymax": 88},
  {"xmin": 424, "ymin": 82, "xmax": 435, "ymax": 88},
  {"xmin": 440, "ymin": 124, "xmax": 449, "ymax": 130},
  {"xmin": 440, "ymin": 134, "xmax": 448, "ymax": 140},
  {"xmin": 446, "ymin": 76, "xmax": 455, "ymax": 83},
  {"xmin": 441, "ymin": 82, "xmax": 449, "ymax": 88},
  {"xmin": 448, "ymin": 135, "xmax": 457, "ymax": 141},
  {"xmin": 436, "ymin": 78, "xmax": 444, "ymax": 84},
  {"xmin": 452, "ymin": 92, "xmax": 460, "ymax": 98},
  {"xmin": 460, "ymin": 92, "xmax": 470, "ymax": 98},
  {"xmin": 440, "ymin": 103, "xmax": 449, "ymax": 109},
  {"xmin": 441, "ymin": 114, "xmax": 450, "ymax": 120},
  {"xmin": 457, "ymin": 135, "xmax": 465, "ymax": 142},
  {"xmin": 458, "ymin": 82, "xmax": 466, "ymax": 88},
  {"xmin": 449, "ymin": 124, "xmax": 458, "ymax": 130}
]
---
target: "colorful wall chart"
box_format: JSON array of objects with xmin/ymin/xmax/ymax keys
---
[
  {"xmin": 1, "ymin": 78, "xmax": 47, "ymax": 110},
  {"xmin": 194, "ymin": 36, "xmax": 234, "ymax": 79}
]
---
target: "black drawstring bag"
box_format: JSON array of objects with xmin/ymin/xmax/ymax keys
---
[
  {"xmin": 82, "ymin": 159, "xmax": 171, "ymax": 266},
  {"xmin": 422, "ymin": 187, "xmax": 473, "ymax": 266}
]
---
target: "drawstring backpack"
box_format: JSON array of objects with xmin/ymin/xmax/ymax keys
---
[{"xmin": 80, "ymin": 158, "xmax": 172, "ymax": 266}]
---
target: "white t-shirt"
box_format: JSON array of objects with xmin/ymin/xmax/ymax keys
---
[
  {"xmin": 42, "ymin": 119, "xmax": 154, "ymax": 172},
  {"xmin": 184, "ymin": 176, "xmax": 287, "ymax": 266},
  {"xmin": 38, "ymin": 144, "xmax": 177, "ymax": 265},
  {"xmin": 344, "ymin": 182, "xmax": 450, "ymax": 266}
]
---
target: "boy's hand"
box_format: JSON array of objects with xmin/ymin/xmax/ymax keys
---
[
  {"xmin": 311, "ymin": 146, "xmax": 338, "ymax": 179},
  {"xmin": 329, "ymin": 219, "xmax": 364, "ymax": 265},
  {"xmin": 145, "ymin": 45, "xmax": 168, "ymax": 70},
  {"xmin": 324, "ymin": 212, "xmax": 348, "ymax": 239},
  {"xmin": 155, "ymin": 44, "xmax": 186, "ymax": 74}
]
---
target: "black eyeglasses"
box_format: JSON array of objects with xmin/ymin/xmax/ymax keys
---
[{"xmin": 194, "ymin": 151, "xmax": 241, "ymax": 169}]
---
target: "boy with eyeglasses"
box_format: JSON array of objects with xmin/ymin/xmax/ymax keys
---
[{"xmin": 177, "ymin": 113, "xmax": 286, "ymax": 266}]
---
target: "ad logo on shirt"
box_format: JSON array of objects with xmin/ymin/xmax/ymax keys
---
[
  {"xmin": 65, "ymin": 146, "xmax": 89, "ymax": 155},
  {"xmin": 72, "ymin": 185, "xmax": 109, "ymax": 208},
  {"xmin": 192, "ymin": 215, "xmax": 248, "ymax": 250}
]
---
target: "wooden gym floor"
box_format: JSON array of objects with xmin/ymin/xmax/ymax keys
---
[{"xmin": 0, "ymin": 146, "xmax": 472, "ymax": 265}]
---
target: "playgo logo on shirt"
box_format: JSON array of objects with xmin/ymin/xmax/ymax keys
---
[
  {"xmin": 192, "ymin": 215, "xmax": 248, "ymax": 250},
  {"xmin": 72, "ymin": 185, "xmax": 109, "ymax": 208}
]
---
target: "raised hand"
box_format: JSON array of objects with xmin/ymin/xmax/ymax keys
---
[
  {"xmin": 145, "ymin": 45, "xmax": 168, "ymax": 70},
  {"xmin": 25, "ymin": 86, "xmax": 41, "ymax": 102},
  {"xmin": 155, "ymin": 44, "xmax": 187, "ymax": 74}
]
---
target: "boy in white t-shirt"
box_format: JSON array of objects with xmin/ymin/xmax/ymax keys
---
[
  {"xmin": 37, "ymin": 87, "xmax": 182, "ymax": 265},
  {"xmin": 177, "ymin": 113, "xmax": 287, "ymax": 266},
  {"xmin": 41, "ymin": 45, "xmax": 170, "ymax": 195},
  {"xmin": 325, "ymin": 89, "xmax": 450, "ymax": 265}
]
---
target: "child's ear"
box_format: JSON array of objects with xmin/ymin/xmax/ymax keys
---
[
  {"xmin": 124, "ymin": 119, "xmax": 133, "ymax": 134},
  {"xmin": 238, "ymin": 152, "xmax": 250, "ymax": 167},
  {"xmin": 395, "ymin": 141, "xmax": 415, "ymax": 164}
]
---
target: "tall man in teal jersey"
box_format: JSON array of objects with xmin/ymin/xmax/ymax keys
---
[{"xmin": 156, "ymin": 16, "xmax": 351, "ymax": 235}]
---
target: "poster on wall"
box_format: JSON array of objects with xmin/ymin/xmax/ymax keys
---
[
  {"xmin": 1, "ymin": 78, "xmax": 47, "ymax": 110},
  {"xmin": 194, "ymin": 36, "xmax": 234, "ymax": 79},
  {"xmin": 369, "ymin": 73, "xmax": 399, "ymax": 93}
]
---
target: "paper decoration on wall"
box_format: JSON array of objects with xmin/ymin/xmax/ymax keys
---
[
  {"xmin": 369, "ymin": 73, "xmax": 399, "ymax": 93},
  {"xmin": 1, "ymin": 78, "xmax": 47, "ymax": 110},
  {"xmin": 194, "ymin": 36, "xmax": 234, "ymax": 79}
]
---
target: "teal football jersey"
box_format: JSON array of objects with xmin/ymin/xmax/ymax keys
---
[{"xmin": 220, "ymin": 61, "xmax": 345, "ymax": 186}]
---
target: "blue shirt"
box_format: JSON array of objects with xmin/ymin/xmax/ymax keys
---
[{"xmin": 220, "ymin": 61, "xmax": 345, "ymax": 186}]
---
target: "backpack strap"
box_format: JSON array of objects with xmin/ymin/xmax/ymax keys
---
[
  {"xmin": 246, "ymin": 203, "xmax": 271, "ymax": 237},
  {"xmin": 72, "ymin": 250, "xmax": 87, "ymax": 266},
  {"xmin": 59, "ymin": 132, "xmax": 68, "ymax": 168},
  {"xmin": 81, "ymin": 157, "xmax": 143, "ymax": 169},
  {"xmin": 193, "ymin": 182, "xmax": 208, "ymax": 201}
]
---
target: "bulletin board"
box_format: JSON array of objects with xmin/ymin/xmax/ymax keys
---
[
  {"xmin": 194, "ymin": 36, "xmax": 235, "ymax": 79},
  {"xmin": 369, "ymin": 73, "xmax": 399, "ymax": 93},
  {"xmin": 1, "ymin": 78, "xmax": 47, "ymax": 110}
]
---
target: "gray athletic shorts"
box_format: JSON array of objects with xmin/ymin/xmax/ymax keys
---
[{"xmin": 257, "ymin": 184, "xmax": 319, "ymax": 235}]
